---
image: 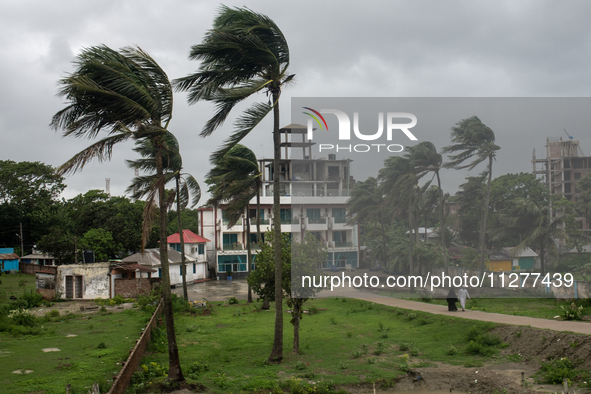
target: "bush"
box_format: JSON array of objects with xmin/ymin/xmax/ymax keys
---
[
  {"xmin": 97, "ymin": 341, "xmax": 107, "ymax": 349},
  {"xmin": 539, "ymin": 357, "xmax": 578, "ymax": 384},
  {"xmin": 8, "ymin": 309, "xmax": 38, "ymax": 327},
  {"xmin": 228, "ymin": 297, "xmax": 239, "ymax": 305},
  {"xmin": 20, "ymin": 293, "xmax": 44, "ymax": 308},
  {"xmin": 561, "ymin": 302, "xmax": 584, "ymax": 321},
  {"xmin": 445, "ymin": 345, "xmax": 458, "ymax": 356}
]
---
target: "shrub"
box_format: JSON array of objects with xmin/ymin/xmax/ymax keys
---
[
  {"xmin": 97, "ymin": 341, "xmax": 107, "ymax": 349},
  {"xmin": 561, "ymin": 302, "xmax": 584, "ymax": 321},
  {"xmin": 8, "ymin": 309, "xmax": 38, "ymax": 327},
  {"xmin": 295, "ymin": 361, "xmax": 307, "ymax": 371},
  {"xmin": 47, "ymin": 309, "xmax": 60, "ymax": 318},
  {"xmin": 445, "ymin": 345, "xmax": 458, "ymax": 356},
  {"xmin": 398, "ymin": 342, "xmax": 411, "ymax": 351},
  {"xmin": 539, "ymin": 357, "xmax": 578, "ymax": 384},
  {"xmin": 228, "ymin": 297, "xmax": 239, "ymax": 305},
  {"xmin": 20, "ymin": 293, "xmax": 44, "ymax": 308}
]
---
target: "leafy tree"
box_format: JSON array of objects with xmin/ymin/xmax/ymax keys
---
[
  {"xmin": 175, "ymin": 6, "xmax": 294, "ymax": 363},
  {"xmin": 51, "ymin": 45, "xmax": 184, "ymax": 381},
  {"xmin": 576, "ymin": 173, "xmax": 591, "ymax": 222},
  {"xmin": 248, "ymin": 231, "xmax": 325, "ymax": 354},
  {"xmin": 0, "ymin": 160, "xmax": 65, "ymax": 251},
  {"xmin": 453, "ymin": 174, "xmax": 486, "ymax": 247},
  {"xmin": 443, "ymin": 116, "xmax": 500, "ymax": 272},
  {"xmin": 79, "ymin": 228, "xmax": 120, "ymax": 262}
]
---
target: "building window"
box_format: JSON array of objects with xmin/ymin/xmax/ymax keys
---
[
  {"xmin": 565, "ymin": 183, "xmax": 571, "ymax": 193},
  {"xmin": 333, "ymin": 208, "xmax": 347, "ymax": 223},
  {"xmin": 193, "ymin": 263, "xmax": 196, "ymax": 274},
  {"xmin": 158, "ymin": 268, "xmax": 162, "ymax": 277},
  {"xmin": 574, "ymin": 172, "xmax": 581, "ymax": 180},
  {"xmin": 180, "ymin": 265, "xmax": 183, "ymax": 275},
  {"xmin": 198, "ymin": 244, "xmax": 205, "ymax": 255},
  {"xmin": 564, "ymin": 171, "xmax": 571, "ymax": 181}
]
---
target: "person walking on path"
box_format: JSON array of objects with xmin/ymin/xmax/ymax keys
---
[
  {"xmin": 459, "ymin": 286, "xmax": 470, "ymax": 311},
  {"xmin": 446, "ymin": 289, "xmax": 458, "ymax": 311}
]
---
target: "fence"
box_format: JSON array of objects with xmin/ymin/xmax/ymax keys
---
[{"xmin": 106, "ymin": 299, "xmax": 163, "ymax": 394}]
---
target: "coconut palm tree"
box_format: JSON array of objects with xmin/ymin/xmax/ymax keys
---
[
  {"xmin": 406, "ymin": 142, "xmax": 449, "ymax": 272},
  {"xmin": 126, "ymin": 133, "xmax": 201, "ymax": 302},
  {"xmin": 347, "ymin": 177, "xmax": 389, "ymax": 268},
  {"xmin": 50, "ymin": 45, "xmax": 185, "ymax": 381},
  {"xmin": 206, "ymin": 144, "xmax": 262, "ymax": 303},
  {"xmin": 379, "ymin": 156, "xmax": 419, "ymax": 276},
  {"xmin": 174, "ymin": 6, "xmax": 294, "ymax": 362},
  {"xmin": 443, "ymin": 116, "xmax": 500, "ymax": 273}
]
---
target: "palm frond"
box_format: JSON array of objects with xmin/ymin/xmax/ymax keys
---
[{"xmin": 58, "ymin": 131, "xmax": 131, "ymax": 175}]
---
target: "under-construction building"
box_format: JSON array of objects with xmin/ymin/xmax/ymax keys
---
[{"xmin": 532, "ymin": 137, "xmax": 591, "ymax": 232}]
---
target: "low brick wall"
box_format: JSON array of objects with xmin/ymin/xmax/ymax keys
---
[
  {"xmin": 107, "ymin": 299, "xmax": 163, "ymax": 394},
  {"xmin": 114, "ymin": 278, "xmax": 162, "ymax": 299},
  {"xmin": 36, "ymin": 288, "xmax": 56, "ymax": 300},
  {"xmin": 19, "ymin": 263, "xmax": 57, "ymax": 275}
]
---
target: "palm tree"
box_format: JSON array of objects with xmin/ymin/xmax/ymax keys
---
[
  {"xmin": 206, "ymin": 144, "xmax": 262, "ymax": 303},
  {"xmin": 347, "ymin": 177, "xmax": 389, "ymax": 268},
  {"xmin": 379, "ymin": 156, "xmax": 419, "ymax": 276},
  {"xmin": 174, "ymin": 6, "xmax": 294, "ymax": 363},
  {"xmin": 50, "ymin": 45, "xmax": 184, "ymax": 381},
  {"xmin": 500, "ymin": 196, "xmax": 567, "ymax": 275},
  {"xmin": 126, "ymin": 133, "xmax": 201, "ymax": 302},
  {"xmin": 406, "ymin": 142, "xmax": 449, "ymax": 272},
  {"xmin": 443, "ymin": 116, "xmax": 500, "ymax": 273}
]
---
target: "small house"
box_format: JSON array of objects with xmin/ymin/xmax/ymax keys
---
[
  {"xmin": 109, "ymin": 262, "xmax": 160, "ymax": 298},
  {"xmin": 122, "ymin": 247, "xmax": 200, "ymax": 286},
  {"xmin": 56, "ymin": 262, "xmax": 110, "ymax": 299},
  {"xmin": 486, "ymin": 249, "xmax": 512, "ymax": 272},
  {"xmin": 502, "ymin": 247, "xmax": 538, "ymax": 271},
  {"xmin": 0, "ymin": 248, "xmax": 19, "ymax": 272}
]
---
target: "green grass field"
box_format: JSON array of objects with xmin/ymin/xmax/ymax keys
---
[
  {"xmin": 416, "ymin": 296, "xmax": 591, "ymax": 319},
  {"xmin": 0, "ymin": 308, "xmax": 147, "ymax": 394},
  {"xmin": 0, "ymin": 273, "xmax": 36, "ymax": 303},
  {"xmin": 136, "ymin": 298, "xmax": 507, "ymax": 393}
]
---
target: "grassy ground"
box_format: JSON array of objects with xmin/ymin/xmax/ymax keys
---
[
  {"xmin": 0, "ymin": 273, "xmax": 36, "ymax": 303},
  {"xmin": 0, "ymin": 307, "xmax": 147, "ymax": 394},
  {"xmin": 415, "ymin": 297, "xmax": 591, "ymax": 319},
  {"xmin": 136, "ymin": 298, "xmax": 509, "ymax": 393}
]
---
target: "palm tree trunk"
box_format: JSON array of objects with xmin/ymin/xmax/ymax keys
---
[
  {"xmin": 157, "ymin": 146, "xmax": 184, "ymax": 381},
  {"xmin": 436, "ymin": 171, "xmax": 448, "ymax": 273},
  {"xmin": 176, "ymin": 175, "xmax": 188, "ymax": 302},
  {"xmin": 479, "ymin": 155, "xmax": 493, "ymax": 273},
  {"xmin": 408, "ymin": 197, "xmax": 414, "ymax": 279},
  {"xmin": 292, "ymin": 298, "xmax": 301, "ymax": 354},
  {"xmin": 246, "ymin": 203, "xmax": 253, "ymax": 303},
  {"xmin": 269, "ymin": 89, "xmax": 283, "ymax": 363},
  {"xmin": 380, "ymin": 220, "xmax": 387, "ymax": 268}
]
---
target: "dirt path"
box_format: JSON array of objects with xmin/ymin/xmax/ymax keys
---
[{"xmin": 355, "ymin": 292, "xmax": 591, "ymax": 335}]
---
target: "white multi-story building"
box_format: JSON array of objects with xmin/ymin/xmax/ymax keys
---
[{"xmin": 197, "ymin": 124, "xmax": 361, "ymax": 279}]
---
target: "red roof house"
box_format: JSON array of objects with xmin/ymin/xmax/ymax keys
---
[{"xmin": 167, "ymin": 230, "xmax": 210, "ymax": 244}]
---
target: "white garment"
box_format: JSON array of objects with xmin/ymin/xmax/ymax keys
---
[{"xmin": 458, "ymin": 288, "xmax": 470, "ymax": 309}]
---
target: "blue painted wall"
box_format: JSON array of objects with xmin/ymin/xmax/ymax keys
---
[{"xmin": 0, "ymin": 247, "xmax": 19, "ymax": 272}]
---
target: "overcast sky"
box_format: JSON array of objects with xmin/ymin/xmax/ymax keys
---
[{"xmin": 2, "ymin": 0, "xmax": 591, "ymax": 203}]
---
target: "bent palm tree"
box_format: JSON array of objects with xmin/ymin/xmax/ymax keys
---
[
  {"xmin": 50, "ymin": 45, "xmax": 184, "ymax": 381},
  {"xmin": 206, "ymin": 144, "xmax": 262, "ymax": 303},
  {"xmin": 443, "ymin": 116, "xmax": 500, "ymax": 273},
  {"xmin": 406, "ymin": 142, "xmax": 449, "ymax": 272},
  {"xmin": 174, "ymin": 6, "xmax": 294, "ymax": 362},
  {"xmin": 126, "ymin": 133, "xmax": 201, "ymax": 301}
]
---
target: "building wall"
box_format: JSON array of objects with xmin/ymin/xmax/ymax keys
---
[
  {"xmin": 56, "ymin": 262, "xmax": 110, "ymax": 299},
  {"xmin": 486, "ymin": 260, "xmax": 512, "ymax": 272},
  {"xmin": 114, "ymin": 278, "xmax": 161, "ymax": 298}
]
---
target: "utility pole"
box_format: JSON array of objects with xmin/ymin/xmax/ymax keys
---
[{"xmin": 19, "ymin": 223, "xmax": 24, "ymax": 257}]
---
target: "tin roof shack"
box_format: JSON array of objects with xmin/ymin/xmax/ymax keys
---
[
  {"xmin": 56, "ymin": 262, "xmax": 110, "ymax": 300},
  {"xmin": 0, "ymin": 248, "xmax": 19, "ymax": 272},
  {"xmin": 502, "ymin": 246, "xmax": 538, "ymax": 271},
  {"xmin": 21, "ymin": 252, "xmax": 55, "ymax": 266},
  {"xmin": 486, "ymin": 249, "xmax": 512, "ymax": 272},
  {"xmin": 109, "ymin": 263, "xmax": 160, "ymax": 299},
  {"xmin": 122, "ymin": 247, "xmax": 199, "ymax": 287},
  {"xmin": 36, "ymin": 269, "xmax": 57, "ymax": 300}
]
